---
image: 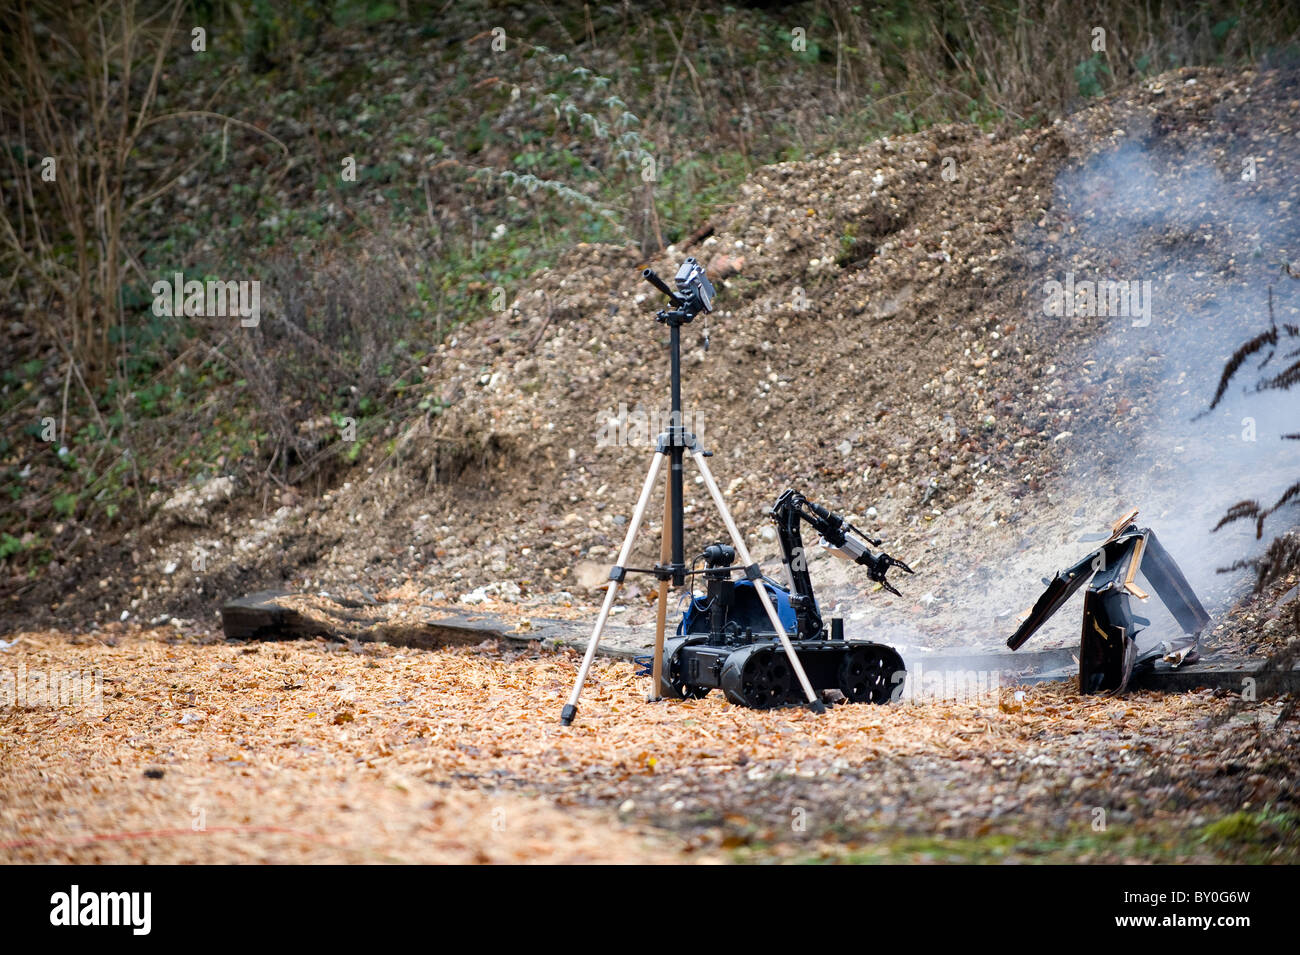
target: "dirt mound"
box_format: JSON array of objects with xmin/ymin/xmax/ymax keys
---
[{"xmin": 18, "ymin": 67, "xmax": 1300, "ymax": 655}]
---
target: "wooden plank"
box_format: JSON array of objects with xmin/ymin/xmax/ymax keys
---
[
  {"xmin": 221, "ymin": 591, "xmax": 538, "ymax": 649},
  {"xmin": 1129, "ymin": 658, "xmax": 1300, "ymax": 694},
  {"xmin": 910, "ymin": 647, "xmax": 1078, "ymax": 673},
  {"xmin": 221, "ymin": 592, "xmax": 1298, "ymax": 695},
  {"xmin": 220, "ymin": 591, "xmax": 312, "ymax": 641},
  {"xmin": 221, "ymin": 590, "xmax": 655, "ymax": 656},
  {"xmin": 1014, "ymin": 658, "xmax": 1300, "ymax": 695}
]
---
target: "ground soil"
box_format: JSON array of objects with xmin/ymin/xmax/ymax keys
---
[{"xmin": 2, "ymin": 630, "xmax": 1296, "ymax": 863}]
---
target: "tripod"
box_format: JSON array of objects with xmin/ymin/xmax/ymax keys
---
[{"xmin": 559, "ymin": 261, "xmax": 825, "ymax": 726}]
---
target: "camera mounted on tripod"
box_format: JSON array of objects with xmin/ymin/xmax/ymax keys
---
[{"xmin": 642, "ymin": 256, "xmax": 715, "ymax": 325}]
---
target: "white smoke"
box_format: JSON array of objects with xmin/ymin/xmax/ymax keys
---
[{"xmin": 841, "ymin": 134, "xmax": 1300, "ymax": 656}]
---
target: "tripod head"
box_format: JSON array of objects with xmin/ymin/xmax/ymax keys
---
[{"xmin": 642, "ymin": 257, "xmax": 715, "ymax": 325}]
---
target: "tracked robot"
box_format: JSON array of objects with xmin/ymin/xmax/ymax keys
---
[{"xmin": 660, "ymin": 489, "xmax": 912, "ymax": 707}]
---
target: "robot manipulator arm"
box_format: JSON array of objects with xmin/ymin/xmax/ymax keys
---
[
  {"xmin": 819, "ymin": 523, "xmax": 915, "ymax": 596},
  {"xmin": 772, "ymin": 490, "xmax": 915, "ymax": 597}
]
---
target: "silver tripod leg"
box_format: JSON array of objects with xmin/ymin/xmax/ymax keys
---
[
  {"xmin": 560, "ymin": 449, "xmax": 667, "ymax": 725},
  {"xmin": 689, "ymin": 449, "xmax": 824, "ymax": 710}
]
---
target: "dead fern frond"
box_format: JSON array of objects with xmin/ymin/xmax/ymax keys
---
[
  {"xmin": 1213, "ymin": 499, "xmax": 1262, "ymax": 532},
  {"xmin": 1207, "ymin": 327, "xmax": 1278, "ymax": 410}
]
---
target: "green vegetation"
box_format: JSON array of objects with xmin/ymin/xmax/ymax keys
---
[
  {"xmin": 731, "ymin": 807, "xmax": 1300, "ymax": 864},
  {"xmin": 3, "ymin": 0, "xmax": 1299, "ymax": 575}
]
